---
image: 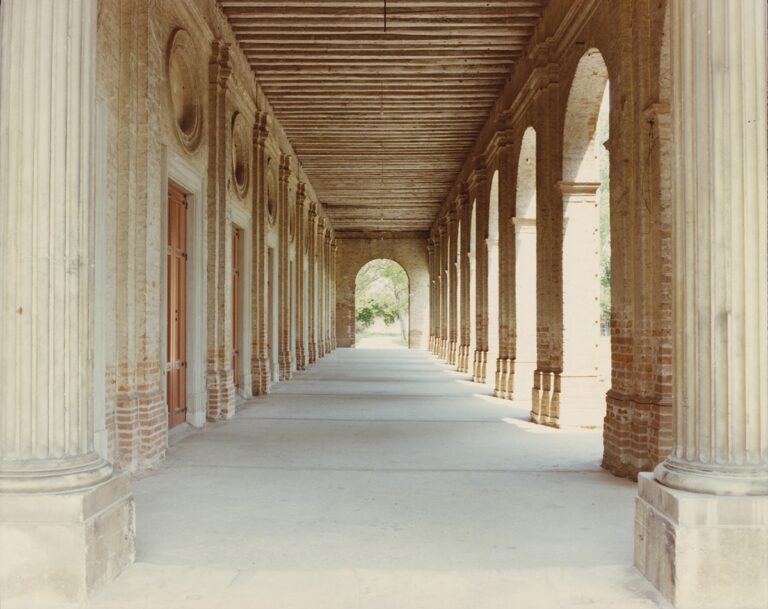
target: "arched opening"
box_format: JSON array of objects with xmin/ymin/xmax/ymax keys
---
[
  {"xmin": 560, "ymin": 48, "xmax": 610, "ymax": 427},
  {"xmin": 355, "ymin": 259, "xmax": 410, "ymax": 349},
  {"xmin": 469, "ymin": 199, "xmax": 477, "ymax": 365},
  {"xmin": 514, "ymin": 127, "xmax": 537, "ymax": 398},
  {"xmin": 487, "ymin": 171, "xmax": 500, "ymax": 387}
]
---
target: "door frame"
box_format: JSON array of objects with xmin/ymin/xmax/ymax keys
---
[
  {"xmin": 161, "ymin": 149, "xmax": 207, "ymax": 429},
  {"xmin": 231, "ymin": 202, "xmax": 252, "ymax": 399}
]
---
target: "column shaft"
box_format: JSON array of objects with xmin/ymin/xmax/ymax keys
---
[
  {"xmin": 0, "ymin": 0, "xmax": 111, "ymax": 492},
  {"xmin": 655, "ymin": 0, "xmax": 768, "ymax": 494}
]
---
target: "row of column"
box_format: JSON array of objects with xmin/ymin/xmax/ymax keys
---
[{"xmin": 428, "ymin": 2, "xmax": 768, "ymax": 606}]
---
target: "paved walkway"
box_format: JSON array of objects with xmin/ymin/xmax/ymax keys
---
[{"xmin": 47, "ymin": 349, "xmax": 670, "ymax": 608}]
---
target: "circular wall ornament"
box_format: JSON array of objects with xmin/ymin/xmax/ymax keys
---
[
  {"xmin": 167, "ymin": 28, "xmax": 202, "ymax": 152},
  {"xmin": 231, "ymin": 112, "xmax": 250, "ymax": 198}
]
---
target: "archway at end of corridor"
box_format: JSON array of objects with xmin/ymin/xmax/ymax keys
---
[{"xmin": 354, "ymin": 259, "xmax": 410, "ymax": 349}]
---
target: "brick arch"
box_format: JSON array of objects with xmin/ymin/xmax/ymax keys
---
[
  {"xmin": 562, "ymin": 48, "xmax": 610, "ymax": 183},
  {"xmin": 335, "ymin": 238, "xmax": 430, "ymax": 350}
]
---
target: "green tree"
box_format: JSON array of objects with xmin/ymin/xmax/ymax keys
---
[{"xmin": 355, "ymin": 259, "xmax": 409, "ymax": 339}]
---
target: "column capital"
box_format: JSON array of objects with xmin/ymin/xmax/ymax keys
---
[
  {"xmin": 209, "ymin": 40, "xmax": 232, "ymax": 87},
  {"xmin": 252, "ymin": 111, "xmax": 270, "ymax": 147},
  {"xmin": 279, "ymin": 154, "xmax": 293, "ymax": 183},
  {"xmin": 296, "ymin": 182, "xmax": 308, "ymax": 208}
]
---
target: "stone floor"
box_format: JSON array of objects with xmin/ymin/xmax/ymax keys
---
[{"xmin": 19, "ymin": 349, "xmax": 671, "ymax": 609}]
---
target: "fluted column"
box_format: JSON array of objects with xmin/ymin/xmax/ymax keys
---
[
  {"xmin": 0, "ymin": 0, "xmax": 134, "ymax": 599},
  {"xmin": 657, "ymin": 0, "xmax": 768, "ymax": 495},
  {"xmin": 0, "ymin": 0, "xmax": 110, "ymax": 493},
  {"xmin": 635, "ymin": 3, "xmax": 768, "ymax": 607}
]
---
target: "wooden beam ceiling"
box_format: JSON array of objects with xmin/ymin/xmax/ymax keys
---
[{"xmin": 219, "ymin": 0, "xmax": 548, "ymax": 232}]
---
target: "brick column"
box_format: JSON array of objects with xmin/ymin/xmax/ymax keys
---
[
  {"xmin": 446, "ymin": 211, "xmax": 458, "ymax": 365},
  {"xmin": 635, "ymin": 2, "xmax": 768, "ymax": 606},
  {"xmin": 294, "ymin": 184, "xmax": 307, "ymax": 370},
  {"xmin": 427, "ymin": 239, "xmax": 436, "ymax": 352},
  {"xmin": 307, "ymin": 203, "xmax": 318, "ymax": 363},
  {"xmin": 277, "ymin": 155, "xmax": 293, "ymax": 380},
  {"xmin": 457, "ymin": 195, "xmax": 472, "ymax": 372},
  {"xmin": 113, "ymin": 0, "xmax": 166, "ymax": 468},
  {"xmin": 469, "ymin": 163, "xmax": 489, "ymax": 382},
  {"xmin": 323, "ymin": 232, "xmax": 333, "ymax": 353},
  {"xmin": 251, "ymin": 112, "xmax": 272, "ymax": 394},
  {"xmin": 437, "ymin": 221, "xmax": 448, "ymax": 359},
  {"xmin": 317, "ymin": 218, "xmax": 327, "ymax": 358},
  {"xmin": 205, "ymin": 41, "xmax": 237, "ymax": 419},
  {"xmin": 0, "ymin": 0, "xmax": 134, "ymax": 598},
  {"xmin": 331, "ymin": 238, "xmax": 338, "ymax": 350},
  {"xmin": 495, "ymin": 133, "xmax": 516, "ymax": 399}
]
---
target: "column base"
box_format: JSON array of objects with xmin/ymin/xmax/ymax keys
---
[
  {"xmin": 531, "ymin": 369, "xmax": 555, "ymax": 425},
  {"xmin": 206, "ymin": 367, "xmax": 237, "ymax": 420},
  {"xmin": 544, "ymin": 373, "xmax": 607, "ymax": 428},
  {"xmin": 251, "ymin": 355, "xmax": 271, "ymax": 395},
  {"xmin": 278, "ymin": 350, "xmax": 293, "ymax": 381},
  {"xmin": 447, "ymin": 340, "xmax": 457, "ymax": 365},
  {"xmin": 494, "ymin": 357, "xmax": 512, "ymax": 399},
  {"xmin": 0, "ymin": 474, "xmax": 135, "ymax": 603},
  {"xmin": 635, "ymin": 472, "xmax": 768, "ymax": 609}
]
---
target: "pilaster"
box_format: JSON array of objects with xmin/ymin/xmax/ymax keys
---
[
  {"xmin": 294, "ymin": 184, "xmax": 308, "ymax": 370},
  {"xmin": 307, "ymin": 203, "xmax": 318, "ymax": 363},
  {"xmin": 277, "ymin": 154, "xmax": 293, "ymax": 380},
  {"xmin": 251, "ymin": 111, "xmax": 272, "ymax": 394},
  {"xmin": 205, "ymin": 40, "xmax": 237, "ymax": 420}
]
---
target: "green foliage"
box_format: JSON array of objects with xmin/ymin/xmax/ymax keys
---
[{"xmin": 355, "ymin": 259, "xmax": 409, "ymax": 336}]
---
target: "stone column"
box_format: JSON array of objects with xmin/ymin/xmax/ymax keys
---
[
  {"xmin": 635, "ymin": 2, "xmax": 768, "ymax": 607},
  {"xmin": 277, "ymin": 155, "xmax": 293, "ymax": 380},
  {"xmin": 0, "ymin": 0, "xmax": 134, "ymax": 600},
  {"xmin": 251, "ymin": 112, "xmax": 272, "ymax": 393},
  {"xmin": 432, "ymin": 234, "xmax": 442, "ymax": 355},
  {"xmin": 307, "ymin": 203, "xmax": 318, "ymax": 363},
  {"xmin": 294, "ymin": 184, "xmax": 307, "ymax": 370},
  {"xmin": 446, "ymin": 211, "xmax": 458, "ymax": 365}
]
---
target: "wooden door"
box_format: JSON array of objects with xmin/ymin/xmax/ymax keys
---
[
  {"xmin": 167, "ymin": 185, "xmax": 188, "ymax": 428},
  {"xmin": 232, "ymin": 226, "xmax": 240, "ymax": 387}
]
